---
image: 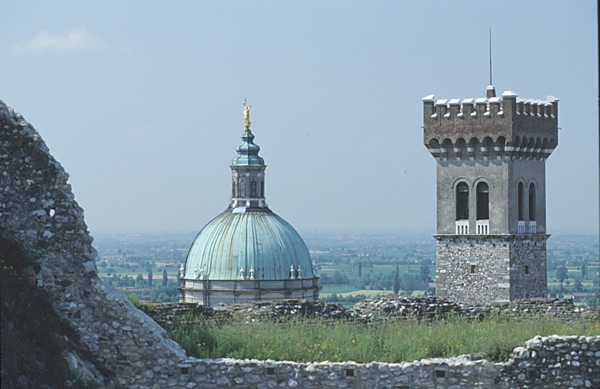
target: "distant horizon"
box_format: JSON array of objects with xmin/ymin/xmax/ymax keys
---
[{"xmin": 90, "ymin": 228, "xmax": 600, "ymax": 238}]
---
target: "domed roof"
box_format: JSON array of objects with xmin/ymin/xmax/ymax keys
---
[{"xmin": 184, "ymin": 208, "xmax": 314, "ymax": 281}]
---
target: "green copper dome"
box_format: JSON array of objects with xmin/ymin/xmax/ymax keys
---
[
  {"xmin": 184, "ymin": 208, "xmax": 314, "ymax": 281},
  {"xmin": 183, "ymin": 103, "xmax": 315, "ymax": 283}
]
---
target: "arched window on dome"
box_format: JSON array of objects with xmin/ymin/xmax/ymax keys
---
[
  {"xmin": 251, "ymin": 181, "xmax": 257, "ymax": 197},
  {"xmin": 456, "ymin": 182, "xmax": 469, "ymax": 221}
]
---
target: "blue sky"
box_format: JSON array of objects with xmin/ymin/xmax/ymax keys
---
[{"xmin": 1, "ymin": 1, "xmax": 598, "ymax": 235}]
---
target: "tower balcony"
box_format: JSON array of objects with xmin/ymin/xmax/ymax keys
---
[
  {"xmin": 529, "ymin": 221, "xmax": 537, "ymax": 234},
  {"xmin": 476, "ymin": 220, "xmax": 489, "ymax": 234},
  {"xmin": 455, "ymin": 220, "xmax": 469, "ymax": 235},
  {"xmin": 518, "ymin": 221, "xmax": 526, "ymax": 234}
]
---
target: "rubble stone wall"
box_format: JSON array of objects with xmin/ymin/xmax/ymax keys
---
[
  {"xmin": 435, "ymin": 235, "xmax": 547, "ymax": 305},
  {"xmin": 147, "ymin": 335, "xmax": 600, "ymax": 389}
]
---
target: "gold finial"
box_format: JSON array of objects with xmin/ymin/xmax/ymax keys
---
[{"xmin": 243, "ymin": 99, "xmax": 251, "ymax": 130}]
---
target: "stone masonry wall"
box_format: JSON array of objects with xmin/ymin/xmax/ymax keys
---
[
  {"xmin": 143, "ymin": 335, "xmax": 600, "ymax": 389},
  {"xmin": 1, "ymin": 100, "xmax": 597, "ymax": 388},
  {"xmin": 435, "ymin": 236, "xmax": 511, "ymax": 304},
  {"xmin": 435, "ymin": 235, "xmax": 547, "ymax": 305},
  {"xmin": 509, "ymin": 236, "xmax": 548, "ymax": 300}
]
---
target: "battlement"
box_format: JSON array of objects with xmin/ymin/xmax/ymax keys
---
[{"xmin": 423, "ymin": 89, "xmax": 558, "ymax": 161}]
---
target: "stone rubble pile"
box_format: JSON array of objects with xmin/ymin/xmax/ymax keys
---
[
  {"xmin": 146, "ymin": 295, "xmax": 599, "ymax": 328},
  {"xmin": 350, "ymin": 295, "xmax": 599, "ymax": 322},
  {"xmin": 349, "ymin": 295, "xmax": 463, "ymax": 321}
]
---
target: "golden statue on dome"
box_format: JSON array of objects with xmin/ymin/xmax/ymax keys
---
[{"xmin": 243, "ymin": 99, "xmax": 251, "ymax": 130}]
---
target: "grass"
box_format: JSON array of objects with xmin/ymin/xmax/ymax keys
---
[{"xmin": 169, "ymin": 315, "xmax": 600, "ymax": 364}]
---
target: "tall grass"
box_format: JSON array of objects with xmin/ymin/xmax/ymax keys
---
[{"xmin": 169, "ymin": 316, "xmax": 599, "ymax": 363}]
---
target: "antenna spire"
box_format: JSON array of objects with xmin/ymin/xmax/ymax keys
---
[
  {"xmin": 489, "ymin": 27, "xmax": 493, "ymax": 86},
  {"xmin": 486, "ymin": 27, "xmax": 496, "ymax": 98}
]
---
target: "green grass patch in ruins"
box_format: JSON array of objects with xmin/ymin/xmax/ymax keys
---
[{"xmin": 169, "ymin": 315, "xmax": 599, "ymax": 363}]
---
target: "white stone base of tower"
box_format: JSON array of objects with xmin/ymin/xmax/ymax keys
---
[{"xmin": 434, "ymin": 235, "xmax": 548, "ymax": 305}]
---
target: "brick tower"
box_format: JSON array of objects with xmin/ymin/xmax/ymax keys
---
[{"xmin": 422, "ymin": 86, "xmax": 558, "ymax": 304}]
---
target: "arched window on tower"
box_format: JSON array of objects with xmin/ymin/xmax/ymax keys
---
[
  {"xmin": 251, "ymin": 181, "xmax": 257, "ymax": 197},
  {"xmin": 456, "ymin": 183, "xmax": 469, "ymax": 220},
  {"xmin": 529, "ymin": 183, "xmax": 536, "ymax": 233},
  {"xmin": 260, "ymin": 181, "xmax": 264, "ymax": 198},
  {"xmin": 476, "ymin": 182, "xmax": 489, "ymax": 234},
  {"xmin": 518, "ymin": 182, "xmax": 525, "ymax": 233},
  {"xmin": 456, "ymin": 182, "xmax": 469, "ymax": 234}
]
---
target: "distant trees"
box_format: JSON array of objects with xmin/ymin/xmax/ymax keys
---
[
  {"xmin": 573, "ymin": 276, "xmax": 583, "ymax": 292},
  {"xmin": 162, "ymin": 268, "xmax": 168, "ymax": 287},
  {"xmin": 393, "ymin": 265, "xmax": 400, "ymax": 294},
  {"xmin": 148, "ymin": 268, "xmax": 153, "ymax": 287},
  {"xmin": 320, "ymin": 271, "xmax": 350, "ymax": 285},
  {"xmin": 580, "ymin": 261, "xmax": 587, "ymax": 280},
  {"xmin": 419, "ymin": 264, "xmax": 431, "ymax": 283},
  {"xmin": 136, "ymin": 273, "xmax": 145, "ymax": 288},
  {"xmin": 555, "ymin": 263, "xmax": 569, "ymax": 287},
  {"xmin": 399, "ymin": 273, "xmax": 414, "ymax": 295}
]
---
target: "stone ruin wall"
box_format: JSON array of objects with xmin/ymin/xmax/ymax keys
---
[
  {"xmin": 145, "ymin": 335, "xmax": 600, "ymax": 389},
  {"xmin": 0, "ymin": 101, "xmax": 186, "ymax": 389},
  {"xmin": 1, "ymin": 100, "xmax": 598, "ymax": 388}
]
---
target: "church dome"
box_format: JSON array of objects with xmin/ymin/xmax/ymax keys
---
[
  {"xmin": 184, "ymin": 208, "xmax": 314, "ymax": 281},
  {"xmin": 179, "ymin": 101, "xmax": 318, "ymax": 305}
]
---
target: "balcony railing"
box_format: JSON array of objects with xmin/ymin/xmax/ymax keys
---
[
  {"xmin": 476, "ymin": 220, "xmax": 489, "ymax": 234},
  {"xmin": 518, "ymin": 221, "xmax": 525, "ymax": 234},
  {"xmin": 455, "ymin": 220, "xmax": 469, "ymax": 235},
  {"xmin": 529, "ymin": 221, "xmax": 536, "ymax": 234}
]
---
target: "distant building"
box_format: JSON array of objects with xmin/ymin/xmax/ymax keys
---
[
  {"xmin": 179, "ymin": 103, "xmax": 319, "ymax": 305},
  {"xmin": 422, "ymin": 85, "xmax": 558, "ymax": 304}
]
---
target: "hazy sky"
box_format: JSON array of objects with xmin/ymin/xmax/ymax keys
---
[{"xmin": 1, "ymin": 1, "xmax": 598, "ymax": 236}]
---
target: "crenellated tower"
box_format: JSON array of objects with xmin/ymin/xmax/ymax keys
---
[{"xmin": 423, "ymin": 86, "xmax": 558, "ymax": 304}]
